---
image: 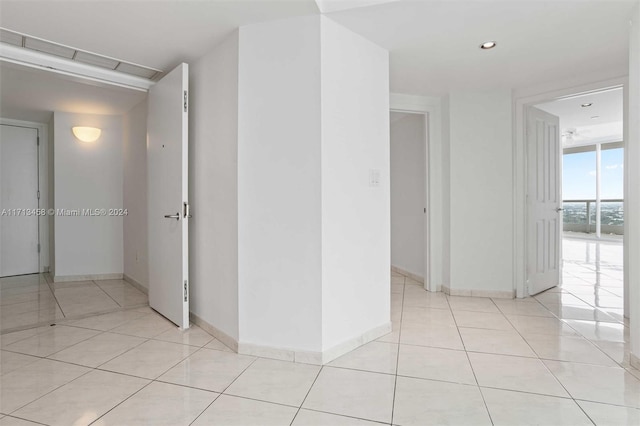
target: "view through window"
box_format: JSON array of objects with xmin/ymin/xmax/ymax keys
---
[{"xmin": 563, "ymin": 144, "xmax": 624, "ymax": 236}]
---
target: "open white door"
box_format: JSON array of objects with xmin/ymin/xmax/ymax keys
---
[
  {"xmin": 0, "ymin": 125, "xmax": 39, "ymax": 277},
  {"xmin": 527, "ymin": 106, "xmax": 561, "ymax": 295},
  {"xmin": 147, "ymin": 63, "xmax": 190, "ymax": 328}
]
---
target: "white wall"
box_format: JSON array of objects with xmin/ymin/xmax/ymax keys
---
[
  {"xmin": 320, "ymin": 16, "xmax": 390, "ymax": 351},
  {"xmin": 48, "ymin": 115, "xmax": 55, "ymax": 276},
  {"xmin": 53, "ymin": 112, "xmax": 123, "ymax": 278},
  {"xmin": 123, "ymin": 99, "xmax": 148, "ymax": 288},
  {"xmin": 390, "ymin": 114, "xmax": 425, "ymax": 279},
  {"xmin": 628, "ymin": 2, "xmax": 640, "ymax": 367},
  {"xmin": 441, "ymin": 95, "xmax": 451, "ymax": 289},
  {"xmin": 238, "ymin": 16, "xmax": 323, "ymax": 352},
  {"xmin": 235, "ymin": 16, "xmax": 390, "ymax": 355},
  {"xmin": 189, "ymin": 32, "xmax": 240, "ymax": 341},
  {"xmin": 447, "ymin": 90, "xmax": 513, "ymax": 294}
]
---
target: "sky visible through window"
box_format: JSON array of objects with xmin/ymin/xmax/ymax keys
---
[{"xmin": 563, "ymin": 147, "xmax": 624, "ymax": 200}]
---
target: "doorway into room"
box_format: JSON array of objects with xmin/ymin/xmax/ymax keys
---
[
  {"xmin": 389, "ymin": 111, "xmax": 427, "ymax": 286},
  {"xmin": 528, "ymin": 86, "xmax": 626, "ymax": 324}
]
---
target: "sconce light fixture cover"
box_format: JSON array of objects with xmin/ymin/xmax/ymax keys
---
[{"xmin": 72, "ymin": 126, "xmax": 101, "ymax": 143}]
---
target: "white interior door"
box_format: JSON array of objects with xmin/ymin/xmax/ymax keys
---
[
  {"xmin": 0, "ymin": 125, "xmax": 39, "ymax": 277},
  {"xmin": 527, "ymin": 107, "xmax": 561, "ymax": 295},
  {"xmin": 147, "ymin": 63, "xmax": 189, "ymax": 328}
]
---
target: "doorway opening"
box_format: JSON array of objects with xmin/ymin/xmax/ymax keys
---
[
  {"xmin": 389, "ymin": 110, "xmax": 428, "ymax": 287},
  {"xmin": 0, "ymin": 60, "xmax": 150, "ymax": 333},
  {"xmin": 526, "ymin": 86, "xmax": 625, "ymax": 325}
]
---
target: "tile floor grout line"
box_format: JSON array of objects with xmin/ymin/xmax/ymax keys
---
[
  {"xmin": 300, "ymin": 407, "xmax": 392, "ymax": 425},
  {"xmin": 502, "ymin": 306, "xmax": 577, "ymax": 391},
  {"xmin": 477, "ymin": 384, "xmax": 574, "ymax": 400},
  {"xmin": 47, "ymin": 274, "xmax": 68, "ymax": 320},
  {"xmin": 95, "ymin": 338, "xmax": 205, "ymax": 384},
  {"xmin": 288, "ymin": 365, "xmax": 324, "ymax": 426},
  {"xmin": 2, "ymin": 324, "xmax": 104, "ymax": 359},
  {"xmin": 187, "ymin": 355, "xmax": 262, "ymax": 425},
  {"xmin": 88, "ymin": 378, "xmax": 157, "ymax": 425},
  {"xmin": 572, "ymin": 397, "xmax": 640, "ymax": 410},
  {"xmin": 186, "ymin": 392, "xmax": 223, "ymax": 426},
  {"xmin": 60, "ymin": 334, "xmax": 151, "ymax": 370},
  {"xmin": 389, "ymin": 274, "xmax": 407, "ymax": 426},
  {"xmin": 0, "ymin": 414, "xmax": 49, "ymax": 425},
  {"xmin": 6, "ymin": 360, "xmax": 96, "ymax": 418},
  {"xmin": 55, "ymin": 312, "xmax": 152, "ymax": 334},
  {"xmin": 448, "ymin": 293, "xmax": 495, "ymax": 426},
  {"xmin": 91, "ymin": 279, "xmax": 124, "ymax": 308}
]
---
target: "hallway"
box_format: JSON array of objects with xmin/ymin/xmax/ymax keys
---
[{"xmin": 1, "ymin": 238, "xmax": 638, "ymax": 425}]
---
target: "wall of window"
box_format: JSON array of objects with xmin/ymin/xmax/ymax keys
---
[{"xmin": 562, "ymin": 142, "xmax": 624, "ymax": 236}]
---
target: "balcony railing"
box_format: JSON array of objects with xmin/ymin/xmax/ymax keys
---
[{"xmin": 563, "ymin": 199, "xmax": 624, "ymax": 235}]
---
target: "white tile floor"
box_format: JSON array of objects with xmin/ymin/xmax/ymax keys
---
[
  {"xmin": 0, "ymin": 274, "xmax": 148, "ymax": 333},
  {"xmin": 1, "ymin": 236, "xmax": 639, "ymax": 425}
]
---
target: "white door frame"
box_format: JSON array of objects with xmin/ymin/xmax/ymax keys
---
[
  {"xmin": 512, "ymin": 76, "xmax": 628, "ymax": 300},
  {"xmin": 0, "ymin": 118, "xmax": 49, "ymax": 273},
  {"xmin": 390, "ymin": 93, "xmax": 442, "ymax": 292}
]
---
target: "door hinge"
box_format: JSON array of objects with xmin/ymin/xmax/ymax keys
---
[
  {"xmin": 183, "ymin": 201, "xmax": 192, "ymax": 218},
  {"xmin": 37, "ymin": 136, "xmax": 40, "ymax": 146},
  {"xmin": 184, "ymin": 280, "xmax": 188, "ymax": 302},
  {"xmin": 424, "ymin": 207, "xmax": 426, "ymax": 213},
  {"xmin": 184, "ymin": 91, "xmax": 188, "ymax": 112},
  {"xmin": 37, "ymin": 190, "xmax": 40, "ymax": 199},
  {"xmin": 37, "ymin": 243, "xmax": 41, "ymax": 253}
]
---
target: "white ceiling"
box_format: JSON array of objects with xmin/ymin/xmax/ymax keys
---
[
  {"xmin": 537, "ymin": 87, "xmax": 624, "ymax": 145},
  {"xmin": 0, "ymin": 62, "xmax": 146, "ymax": 122},
  {"xmin": 0, "ymin": 0, "xmax": 320, "ymax": 72},
  {"xmin": 0, "ymin": 0, "xmax": 636, "ymax": 119},
  {"xmin": 325, "ymin": 0, "xmax": 636, "ymax": 95}
]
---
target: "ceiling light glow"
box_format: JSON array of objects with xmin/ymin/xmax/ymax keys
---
[{"xmin": 480, "ymin": 41, "xmax": 497, "ymax": 50}]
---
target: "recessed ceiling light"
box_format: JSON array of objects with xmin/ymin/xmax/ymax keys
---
[
  {"xmin": 480, "ymin": 41, "xmax": 497, "ymax": 50},
  {"xmin": 581, "ymin": 103, "xmax": 593, "ymax": 107}
]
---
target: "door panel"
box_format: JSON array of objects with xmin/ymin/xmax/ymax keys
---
[
  {"xmin": 147, "ymin": 63, "xmax": 189, "ymax": 328},
  {"xmin": 0, "ymin": 125, "xmax": 39, "ymax": 277},
  {"xmin": 527, "ymin": 107, "xmax": 561, "ymax": 295}
]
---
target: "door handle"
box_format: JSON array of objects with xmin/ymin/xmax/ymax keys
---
[
  {"xmin": 555, "ymin": 208, "xmax": 564, "ymax": 212},
  {"xmin": 164, "ymin": 213, "xmax": 180, "ymax": 220}
]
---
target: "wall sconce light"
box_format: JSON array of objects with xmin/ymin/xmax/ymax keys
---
[{"xmin": 72, "ymin": 126, "xmax": 101, "ymax": 143}]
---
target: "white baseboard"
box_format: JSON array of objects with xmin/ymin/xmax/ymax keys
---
[
  {"xmin": 321, "ymin": 322, "xmax": 392, "ymax": 364},
  {"xmin": 442, "ymin": 285, "xmax": 514, "ymax": 299},
  {"xmin": 188, "ymin": 313, "xmax": 392, "ymax": 366},
  {"xmin": 53, "ymin": 273, "xmax": 123, "ymax": 283},
  {"xmin": 189, "ymin": 312, "xmax": 238, "ymax": 352},
  {"xmin": 238, "ymin": 322, "xmax": 393, "ymax": 365},
  {"xmin": 123, "ymin": 274, "xmax": 148, "ymax": 294},
  {"xmin": 391, "ymin": 265, "xmax": 424, "ymax": 284}
]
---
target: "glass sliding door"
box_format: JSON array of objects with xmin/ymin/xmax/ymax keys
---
[
  {"xmin": 562, "ymin": 142, "xmax": 624, "ymax": 237},
  {"xmin": 600, "ymin": 146, "xmax": 624, "ymax": 235},
  {"xmin": 563, "ymin": 150, "xmax": 596, "ymax": 233}
]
